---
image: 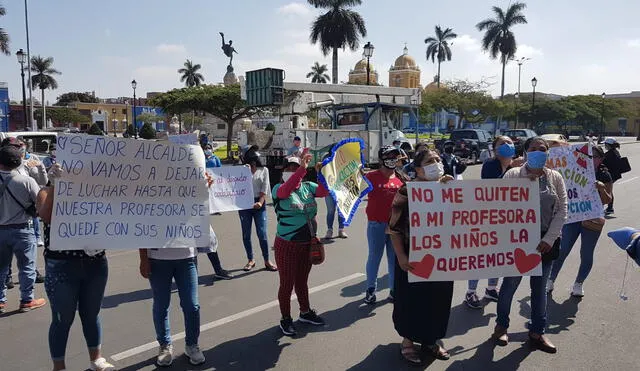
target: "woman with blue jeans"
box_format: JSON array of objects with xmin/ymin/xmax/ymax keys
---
[
  {"xmin": 548, "ymin": 145, "xmax": 613, "ymax": 297},
  {"xmin": 493, "ymin": 137, "xmax": 568, "ymax": 354},
  {"xmin": 239, "ymin": 153, "xmax": 277, "ymax": 271},
  {"xmin": 36, "ymin": 165, "xmax": 115, "ymax": 371},
  {"xmin": 324, "ymin": 196, "xmax": 348, "ymax": 239}
]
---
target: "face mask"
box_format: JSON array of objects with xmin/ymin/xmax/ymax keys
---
[
  {"xmin": 444, "ymin": 147, "xmax": 454, "ymax": 154},
  {"xmin": 204, "ymin": 150, "xmax": 213, "ymax": 157},
  {"xmin": 383, "ymin": 158, "xmax": 398, "ymax": 169},
  {"xmin": 394, "ymin": 145, "xmax": 401, "ymax": 150},
  {"xmin": 526, "ymin": 150, "xmax": 548, "ymax": 169},
  {"xmin": 282, "ymin": 172, "xmax": 294, "ymax": 182},
  {"xmin": 497, "ymin": 143, "xmax": 515, "ymax": 158},
  {"xmin": 422, "ymin": 162, "xmax": 444, "ymax": 181}
]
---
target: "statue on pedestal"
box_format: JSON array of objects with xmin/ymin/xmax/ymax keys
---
[{"xmin": 219, "ymin": 32, "xmax": 238, "ymax": 67}]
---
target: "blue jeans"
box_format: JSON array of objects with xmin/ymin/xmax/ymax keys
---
[
  {"xmin": 468, "ymin": 278, "xmax": 500, "ymax": 291},
  {"xmin": 238, "ymin": 206, "xmax": 269, "ymax": 261},
  {"xmin": 206, "ymin": 252, "xmax": 224, "ymax": 274},
  {"xmin": 149, "ymin": 257, "xmax": 200, "ymax": 346},
  {"xmin": 550, "ymin": 222, "xmax": 601, "ymax": 283},
  {"xmin": 45, "ymin": 257, "xmax": 108, "ymax": 361},
  {"xmin": 366, "ymin": 221, "xmax": 396, "ymax": 292},
  {"xmin": 325, "ymin": 196, "xmax": 344, "ymax": 230},
  {"xmin": 0, "ymin": 225, "xmax": 37, "ymax": 303},
  {"xmin": 497, "ymin": 259, "xmax": 552, "ymax": 334}
]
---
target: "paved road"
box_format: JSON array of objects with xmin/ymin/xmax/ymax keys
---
[{"xmin": 1, "ymin": 143, "xmax": 639, "ymax": 371}]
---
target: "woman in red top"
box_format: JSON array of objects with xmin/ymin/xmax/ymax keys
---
[{"xmin": 363, "ymin": 146, "xmax": 404, "ymax": 304}]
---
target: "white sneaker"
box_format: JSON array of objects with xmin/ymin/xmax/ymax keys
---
[
  {"xmin": 185, "ymin": 344, "xmax": 206, "ymax": 365},
  {"xmin": 324, "ymin": 229, "xmax": 333, "ymax": 239},
  {"xmin": 89, "ymin": 357, "xmax": 116, "ymax": 371},
  {"xmin": 571, "ymin": 282, "xmax": 584, "ymax": 297},
  {"xmin": 156, "ymin": 344, "xmax": 173, "ymax": 367},
  {"xmin": 546, "ymin": 280, "xmax": 554, "ymax": 293},
  {"xmin": 338, "ymin": 229, "xmax": 348, "ymax": 238}
]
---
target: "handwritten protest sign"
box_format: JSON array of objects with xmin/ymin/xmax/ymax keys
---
[
  {"xmin": 51, "ymin": 134, "xmax": 210, "ymax": 250},
  {"xmin": 207, "ymin": 166, "xmax": 254, "ymax": 213},
  {"xmin": 408, "ymin": 179, "xmax": 541, "ymax": 282},
  {"xmin": 317, "ymin": 138, "xmax": 372, "ymax": 226},
  {"xmin": 548, "ymin": 144, "xmax": 603, "ymax": 223},
  {"xmin": 168, "ymin": 133, "xmax": 198, "ymax": 145}
]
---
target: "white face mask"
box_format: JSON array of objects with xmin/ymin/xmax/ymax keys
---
[
  {"xmin": 282, "ymin": 172, "xmax": 294, "ymax": 182},
  {"xmin": 422, "ymin": 162, "xmax": 444, "ymax": 181}
]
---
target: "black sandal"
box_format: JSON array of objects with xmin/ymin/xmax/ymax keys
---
[
  {"xmin": 424, "ymin": 344, "xmax": 450, "ymax": 361},
  {"xmin": 401, "ymin": 344, "xmax": 422, "ymax": 365}
]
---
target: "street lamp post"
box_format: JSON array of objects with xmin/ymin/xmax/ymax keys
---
[
  {"xmin": 111, "ymin": 108, "xmax": 117, "ymax": 137},
  {"xmin": 363, "ymin": 42, "xmax": 374, "ymax": 86},
  {"xmin": 16, "ymin": 49, "xmax": 28, "ymax": 131},
  {"xmin": 515, "ymin": 57, "xmax": 531, "ymax": 96},
  {"xmin": 131, "ymin": 80, "xmax": 138, "ymax": 139},
  {"xmin": 531, "ymin": 77, "xmax": 537, "ymax": 130},
  {"xmin": 514, "ymin": 92, "xmax": 520, "ymax": 129},
  {"xmin": 600, "ymin": 92, "xmax": 606, "ymax": 139}
]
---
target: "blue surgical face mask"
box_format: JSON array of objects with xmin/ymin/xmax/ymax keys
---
[
  {"xmin": 497, "ymin": 143, "xmax": 515, "ymax": 158},
  {"xmin": 526, "ymin": 150, "xmax": 548, "ymax": 169},
  {"xmin": 204, "ymin": 150, "xmax": 213, "ymax": 157}
]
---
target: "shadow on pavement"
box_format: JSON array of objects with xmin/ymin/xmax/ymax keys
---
[
  {"xmin": 102, "ymin": 288, "xmax": 155, "ymax": 308},
  {"xmin": 446, "ymin": 302, "xmax": 497, "ymax": 339},
  {"xmin": 341, "ymin": 274, "xmax": 390, "ymax": 298},
  {"xmin": 517, "ymin": 294, "xmax": 580, "ymax": 335},
  {"xmin": 446, "ymin": 337, "xmax": 532, "ymax": 371}
]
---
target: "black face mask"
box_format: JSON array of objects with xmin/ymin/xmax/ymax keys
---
[{"xmin": 444, "ymin": 147, "xmax": 454, "ymax": 154}]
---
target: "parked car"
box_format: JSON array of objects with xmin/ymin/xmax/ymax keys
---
[
  {"xmin": 502, "ymin": 129, "xmax": 537, "ymax": 156},
  {"xmin": 541, "ymin": 133, "xmax": 568, "ymax": 146},
  {"xmin": 0, "ymin": 131, "xmax": 57, "ymax": 157},
  {"xmin": 567, "ymin": 130, "xmax": 585, "ymax": 142},
  {"xmin": 440, "ymin": 129, "xmax": 493, "ymax": 163}
]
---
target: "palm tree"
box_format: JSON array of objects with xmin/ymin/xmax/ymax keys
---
[
  {"xmin": 308, "ymin": 0, "xmax": 367, "ymax": 84},
  {"xmin": 30, "ymin": 56, "xmax": 61, "ymax": 129},
  {"xmin": 476, "ymin": 2, "xmax": 528, "ymax": 99},
  {"xmin": 425, "ymin": 25, "xmax": 457, "ymax": 88},
  {"xmin": 306, "ymin": 62, "xmax": 330, "ymax": 83},
  {"xmin": 0, "ymin": 4, "xmax": 9, "ymax": 55},
  {"xmin": 178, "ymin": 59, "xmax": 205, "ymax": 87}
]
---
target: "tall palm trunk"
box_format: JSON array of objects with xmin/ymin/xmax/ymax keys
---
[
  {"xmin": 332, "ymin": 48, "xmax": 338, "ymax": 84},
  {"xmin": 500, "ymin": 59, "xmax": 506, "ymax": 99},
  {"xmin": 437, "ymin": 60, "xmax": 442, "ymax": 88},
  {"xmin": 41, "ymin": 88, "xmax": 46, "ymax": 129}
]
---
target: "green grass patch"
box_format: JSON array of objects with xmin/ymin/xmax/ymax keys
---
[{"xmin": 214, "ymin": 144, "xmax": 239, "ymax": 158}]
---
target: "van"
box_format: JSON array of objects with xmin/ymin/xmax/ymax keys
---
[{"xmin": 0, "ymin": 131, "xmax": 57, "ymax": 157}]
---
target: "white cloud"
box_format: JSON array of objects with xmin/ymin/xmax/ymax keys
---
[
  {"xmin": 626, "ymin": 39, "xmax": 640, "ymax": 48},
  {"xmin": 279, "ymin": 42, "xmax": 324, "ymax": 58},
  {"xmin": 277, "ymin": 2, "xmax": 311, "ymax": 16},
  {"xmin": 156, "ymin": 44, "xmax": 187, "ymax": 54},
  {"xmin": 454, "ymin": 34, "xmax": 481, "ymax": 52},
  {"xmin": 516, "ymin": 44, "xmax": 543, "ymax": 58}
]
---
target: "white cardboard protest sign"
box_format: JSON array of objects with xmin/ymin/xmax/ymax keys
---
[
  {"xmin": 548, "ymin": 144, "xmax": 603, "ymax": 223},
  {"xmin": 408, "ymin": 179, "xmax": 541, "ymax": 282},
  {"xmin": 207, "ymin": 166, "xmax": 255, "ymax": 213},
  {"xmin": 51, "ymin": 134, "xmax": 210, "ymax": 250},
  {"xmin": 168, "ymin": 133, "xmax": 198, "ymax": 145}
]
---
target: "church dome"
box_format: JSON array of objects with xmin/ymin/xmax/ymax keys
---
[
  {"xmin": 353, "ymin": 58, "xmax": 374, "ymax": 72},
  {"xmin": 393, "ymin": 45, "xmax": 418, "ymax": 69}
]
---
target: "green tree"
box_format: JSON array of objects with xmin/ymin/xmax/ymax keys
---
[
  {"xmin": 87, "ymin": 123, "xmax": 104, "ymax": 135},
  {"xmin": 476, "ymin": 2, "xmax": 528, "ymax": 99},
  {"xmin": 178, "ymin": 59, "xmax": 204, "ymax": 87},
  {"xmin": 265, "ymin": 123, "xmax": 275, "ymax": 131},
  {"xmin": 139, "ymin": 123, "xmax": 157, "ymax": 139},
  {"xmin": 136, "ymin": 112, "xmax": 163, "ymax": 125},
  {"xmin": 306, "ymin": 62, "xmax": 330, "ymax": 83},
  {"xmin": 150, "ymin": 85, "xmax": 258, "ymax": 159},
  {"xmin": 424, "ymin": 25, "xmax": 457, "ymax": 88},
  {"xmin": 308, "ymin": 0, "xmax": 367, "ymax": 84},
  {"xmin": 425, "ymin": 79, "xmax": 496, "ymax": 128},
  {"xmin": 35, "ymin": 107, "xmax": 90, "ymax": 126},
  {"xmin": 55, "ymin": 92, "xmax": 99, "ymax": 106},
  {"xmin": 0, "ymin": 4, "xmax": 9, "ymax": 55},
  {"xmin": 126, "ymin": 124, "xmax": 137, "ymax": 137},
  {"xmin": 30, "ymin": 55, "xmax": 61, "ymax": 129}
]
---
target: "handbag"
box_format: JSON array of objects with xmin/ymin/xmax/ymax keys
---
[
  {"xmin": 582, "ymin": 217, "xmax": 605, "ymax": 232},
  {"xmin": 597, "ymin": 184, "xmax": 612, "ymax": 205},
  {"xmin": 618, "ymin": 157, "xmax": 632, "ymax": 174},
  {"xmin": 296, "ymin": 189, "xmax": 325, "ymax": 265},
  {"xmin": 541, "ymin": 236, "xmax": 561, "ymax": 262}
]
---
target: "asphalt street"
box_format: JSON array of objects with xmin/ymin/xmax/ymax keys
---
[{"xmin": 1, "ymin": 140, "xmax": 639, "ymax": 371}]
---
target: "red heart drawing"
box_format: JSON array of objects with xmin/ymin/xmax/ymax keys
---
[
  {"xmin": 514, "ymin": 248, "xmax": 541, "ymax": 274},
  {"xmin": 410, "ymin": 254, "xmax": 435, "ymax": 279}
]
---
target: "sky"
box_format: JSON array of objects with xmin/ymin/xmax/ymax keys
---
[{"xmin": 1, "ymin": 0, "xmax": 639, "ymax": 103}]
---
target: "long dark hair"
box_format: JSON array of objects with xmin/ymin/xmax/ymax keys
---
[{"xmin": 523, "ymin": 136, "xmax": 549, "ymax": 152}]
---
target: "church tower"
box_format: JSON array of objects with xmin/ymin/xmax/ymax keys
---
[{"xmin": 389, "ymin": 45, "xmax": 421, "ymax": 89}]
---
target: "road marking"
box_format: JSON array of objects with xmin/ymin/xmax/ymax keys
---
[
  {"xmin": 618, "ymin": 176, "xmax": 639, "ymax": 185},
  {"xmin": 110, "ymin": 272, "xmax": 364, "ymax": 362}
]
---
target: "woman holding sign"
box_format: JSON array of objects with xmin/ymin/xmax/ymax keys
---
[
  {"xmin": 388, "ymin": 149, "xmax": 454, "ymax": 364},
  {"xmin": 36, "ymin": 164, "xmax": 116, "ymax": 371},
  {"xmin": 493, "ymin": 137, "xmax": 568, "ymax": 354},
  {"xmin": 547, "ymin": 145, "xmax": 612, "ymax": 296},
  {"xmin": 272, "ymin": 153, "xmax": 328, "ymax": 337}
]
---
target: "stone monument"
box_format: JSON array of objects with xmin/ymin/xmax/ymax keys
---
[{"xmin": 220, "ymin": 32, "xmax": 238, "ymax": 85}]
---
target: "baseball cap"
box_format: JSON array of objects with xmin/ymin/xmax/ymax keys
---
[
  {"xmin": 286, "ymin": 156, "xmax": 301, "ymax": 165},
  {"xmin": 294, "ymin": 136, "xmax": 301, "ymax": 141},
  {"xmin": 604, "ymin": 137, "xmax": 618, "ymax": 145},
  {"xmin": 608, "ymin": 227, "xmax": 639, "ymax": 251},
  {"xmin": 378, "ymin": 145, "xmax": 400, "ymax": 160},
  {"xmin": 1, "ymin": 137, "xmax": 24, "ymax": 148}
]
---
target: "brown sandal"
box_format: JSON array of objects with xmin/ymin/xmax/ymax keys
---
[
  {"xmin": 265, "ymin": 261, "xmax": 278, "ymax": 271},
  {"xmin": 401, "ymin": 344, "xmax": 422, "ymax": 365},
  {"xmin": 243, "ymin": 261, "xmax": 256, "ymax": 271}
]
